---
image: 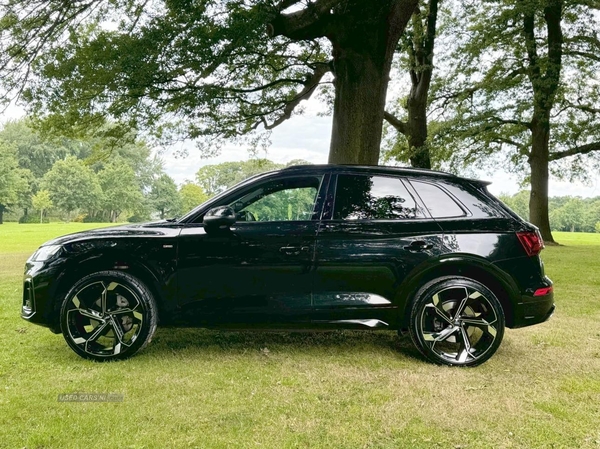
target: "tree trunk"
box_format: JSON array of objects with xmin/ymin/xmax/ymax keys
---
[
  {"xmin": 40, "ymin": 209, "xmax": 43, "ymax": 224},
  {"xmin": 529, "ymin": 117, "xmax": 555, "ymax": 243},
  {"xmin": 0, "ymin": 205, "xmax": 4, "ymax": 224},
  {"xmin": 406, "ymin": 91, "xmax": 431, "ymax": 168},
  {"xmin": 328, "ymin": 0, "xmax": 418, "ymax": 165}
]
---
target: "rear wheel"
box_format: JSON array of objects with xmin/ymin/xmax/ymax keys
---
[
  {"xmin": 60, "ymin": 270, "xmax": 158, "ymax": 361},
  {"xmin": 408, "ymin": 276, "xmax": 505, "ymax": 367}
]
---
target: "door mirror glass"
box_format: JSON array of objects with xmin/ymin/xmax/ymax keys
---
[{"xmin": 203, "ymin": 206, "xmax": 237, "ymax": 229}]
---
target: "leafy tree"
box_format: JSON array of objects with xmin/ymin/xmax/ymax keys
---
[
  {"xmin": 42, "ymin": 156, "xmax": 102, "ymax": 220},
  {"xmin": 0, "ymin": 119, "xmax": 75, "ymax": 180},
  {"xmin": 499, "ymin": 190, "xmax": 530, "ymax": 221},
  {"xmin": 179, "ymin": 183, "xmax": 209, "ymax": 214},
  {"xmin": 0, "ymin": 141, "xmax": 31, "ymax": 224},
  {"xmin": 98, "ymin": 161, "xmax": 144, "ymax": 222},
  {"xmin": 196, "ymin": 159, "xmax": 283, "ymax": 197},
  {"xmin": 150, "ymin": 174, "xmax": 182, "ymax": 219},
  {"xmin": 435, "ymin": 0, "xmax": 600, "ymax": 243},
  {"xmin": 582, "ymin": 200, "xmax": 600, "ymax": 233},
  {"xmin": 384, "ymin": 0, "xmax": 441, "ymax": 169},
  {"xmin": 595, "ymin": 222, "xmax": 600, "ymax": 233},
  {"xmin": 550, "ymin": 198, "xmax": 586, "ymax": 232},
  {"xmin": 1, "ymin": 0, "xmax": 420, "ymax": 165},
  {"xmin": 31, "ymin": 189, "xmax": 53, "ymax": 223}
]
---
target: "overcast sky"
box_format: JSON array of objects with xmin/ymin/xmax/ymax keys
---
[
  {"xmin": 2, "ymin": 103, "xmax": 599, "ymax": 198},
  {"xmin": 162, "ymin": 112, "xmax": 600, "ymax": 199}
]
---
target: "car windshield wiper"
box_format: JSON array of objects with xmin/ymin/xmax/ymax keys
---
[{"xmin": 165, "ymin": 217, "xmax": 178, "ymax": 222}]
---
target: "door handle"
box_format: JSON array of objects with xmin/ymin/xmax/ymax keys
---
[
  {"xmin": 403, "ymin": 241, "xmax": 433, "ymax": 252},
  {"xmin": 279, "ymin": 246, "xmax": 309, "ymax": 256}
]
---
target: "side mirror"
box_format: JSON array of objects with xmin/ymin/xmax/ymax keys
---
[{"xmin": 203, "ymin": 206, "xmax": 236, "ymax": 230}]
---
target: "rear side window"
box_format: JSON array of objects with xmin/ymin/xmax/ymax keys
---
[
  {"xmin": 440, "ymin": 181, "xmax": 504, "ymax": 218},
  {"xmin": 411, "ymin": 181, "xmax": 465, "ymax": 218},
  {"xmin": 334, "ymin": 175, "xmax": 425, "ymax": 220}
]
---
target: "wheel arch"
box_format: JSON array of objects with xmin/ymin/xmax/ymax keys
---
[
  {"xmin": 397, "ymin": 255, "xmax": 520, "ymax": 329},
  {"xmin": 47, "ymin": 253, "xmax": 169, "ymax": 332}
]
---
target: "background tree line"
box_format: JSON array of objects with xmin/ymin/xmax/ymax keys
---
[{"xmin": 0, "ymin": 119, "xmax": 310, "ymax": 224}]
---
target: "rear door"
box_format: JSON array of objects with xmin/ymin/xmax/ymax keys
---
[{"xmin": 311, "ymin": 172, "xmax": 444, "ymax": 328}]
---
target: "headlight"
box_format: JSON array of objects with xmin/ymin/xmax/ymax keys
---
[{"xmin": 28, "ymin": 245, "xmax": 62, "ymax": 262}]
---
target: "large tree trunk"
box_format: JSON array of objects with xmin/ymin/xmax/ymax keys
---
[
  {"xmin": 529, "ymin": 116, "xmax": 555, "ymax": 243},
  {"xmin": 328, "ymin": 0, "xmax": 418, "ymax": 165}
]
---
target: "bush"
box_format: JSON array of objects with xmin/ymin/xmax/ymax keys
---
[
  {"xmin": 19, "ymin": 215, "xmax": 49, "ymax": 224},
  {"xmin": 127, "ymin": 214, "xmax": 150, "ymax": 223},
  {"xmin": 595, "ymin": 222, "xmax": 600, "ymax": 233}
]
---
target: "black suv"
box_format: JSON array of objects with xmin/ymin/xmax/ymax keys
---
[{"xmin": 22, "ymin": 165, "xmax": 554, "ymax": 366}]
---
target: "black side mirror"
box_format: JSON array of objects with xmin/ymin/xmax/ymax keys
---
[{"xmin": 203, "ymin": 206, "xmax": 236, "ymax": 230}]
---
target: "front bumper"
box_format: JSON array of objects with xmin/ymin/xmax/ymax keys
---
[{"xmin": 21, "ymin": 260, "xmax": 64, "ymax": 333}]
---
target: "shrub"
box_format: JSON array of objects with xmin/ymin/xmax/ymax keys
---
[{"xmin": 19, "ymin": 215, "xmax": 49, "ymax": 224}]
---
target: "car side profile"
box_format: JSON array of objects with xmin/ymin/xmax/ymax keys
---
[{"xmin": 21, "ymin": 164, "xmax": 554, "ymax": 366}]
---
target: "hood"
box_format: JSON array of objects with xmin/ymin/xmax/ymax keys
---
[{"xmin": 42, "ymin": 221, "xmax": 181, "ymax": 247}]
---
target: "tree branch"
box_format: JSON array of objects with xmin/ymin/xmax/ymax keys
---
[
  {"xmin": 549, "ymin": 141, "xmax": 600, "ymax": 161},
  {"xmin": 267, "ymin": 0, "xmax": 343, "ymax": 40},
  {"xmin": 258, "ymin": 62, "xmax": 331, "ymax": 130},
  {"xmin": 384, "ymin": 111, "xmax": 407, "ymax": 135}
]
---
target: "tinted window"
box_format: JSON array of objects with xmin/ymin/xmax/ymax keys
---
[
  {"xmin": 229, "ymin": 176, "xmax": 322, "ymax": 222},
  {"xmin": 334, "ymin": 175, "xmax": 424, "ymax": 220},
  {"xmin": 440, "ymin": 182, "xmax": 503, "ymax": 218},
  {"xmin": 411, "ymin": 181, "xmax": 465, "ymax": 218}
]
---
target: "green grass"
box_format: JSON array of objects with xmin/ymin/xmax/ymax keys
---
[{"xmin": 1, "ymin": 223, "xmax": 599, "ymax": 448}]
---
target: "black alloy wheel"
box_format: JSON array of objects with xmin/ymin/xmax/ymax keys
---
[
  {"xmin": 60, "ymin": 270, "xmax": 157, "ymax": 361},
  {"xmin": 409, "ymin": 276, "xmax": 505, "ymax": 367}
]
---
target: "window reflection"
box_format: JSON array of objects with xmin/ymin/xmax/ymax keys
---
[{"xmin": 334, "ymin": 175, "xmax": 424, "ymax": 220}]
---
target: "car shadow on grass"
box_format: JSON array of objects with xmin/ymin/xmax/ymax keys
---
[{"xmin": 145, "ymin": 327, "xmax": 424, "ymax": 362}]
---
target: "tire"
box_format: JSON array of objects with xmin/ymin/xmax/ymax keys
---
[
  {"xmin": 408, "ymin": 276, "xmax": 505, "ymax": 367},
  {"xmin": 60, "ymin": 270, "xmax": 158, "ymax": 361}
]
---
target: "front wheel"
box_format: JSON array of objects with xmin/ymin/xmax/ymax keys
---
[
  {"xmin": 408, "ymin": 276, "xmax": 505, "ymax": 367},
  {"xmin": 60, "ymin": 270, "xmax": 158, "ymax": 361}
]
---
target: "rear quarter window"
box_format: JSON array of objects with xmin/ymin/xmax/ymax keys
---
[{"xmin": 410, "ymin": 181, "xmax": 466, "ymax": 218}]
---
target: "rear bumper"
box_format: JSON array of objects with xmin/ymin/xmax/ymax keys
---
[{"xmin": 511, "ymin": 279, "xmax": 555, "ymax": 328}]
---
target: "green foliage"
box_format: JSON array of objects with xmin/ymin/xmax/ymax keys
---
[
  {"xmin": 31, "ymin": 189, "xmax": 53, "ymax": 223},
  {"xmin": 501, "ymin": 191, "xmax": 600, "ymax": 232},
  {"xmin": 433, "ymin": 0, "xmax": 600, "ymax": 179},
  {"xmin": 595, "ymin": 222, "xmax": 600, "ymax": 233},
  {"xmin": 196, "ymin": 159, "xmax": 283, "ymax": 196},
  {"xmin": 98, "ymin": 161, "xmax": 144, "ymax": 222},
  {"xmin": 42, "ymin": 156, "xmax": 102, "ymax": 218},
  {"xmin": 149, "ymin": 174, "xmax": 182, "ymax": 219},
  {"xmin": 179, "ymin": 183, "xmax": 208, "ymax": 214},
  {"xmin": 3, "ymin": 1, "xmax": 331, "ymax": 153},
  {"xmin": 498, "ymin": 190, "xmax": 530, "ymax": 221},
  {"xmin": 18, "ymin": 214, "xmax": 49, "ymax": 224},
  {"xmin": 0, "ymin": 140, "xmax": 32, "ymax": 222}
]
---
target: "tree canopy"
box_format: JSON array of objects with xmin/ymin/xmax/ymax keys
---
[{"xmin": 1, "ymin": 0, "xmax": 419, "ymax": 164}]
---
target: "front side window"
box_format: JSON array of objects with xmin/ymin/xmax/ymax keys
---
[
  {"xmin": 333, "ymin": 174, "xmax": 424, "ymax": 220},
  {"xmin": 229, "ymin": 176, "xmax": 323, "ymax": 222}
]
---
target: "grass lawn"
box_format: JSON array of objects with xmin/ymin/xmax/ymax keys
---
[{"xmin": 0, "ymin": 223, "xmax": 599, "ymax": 448}]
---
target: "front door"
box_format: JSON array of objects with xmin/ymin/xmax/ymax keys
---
[{"xmin": 177, "ymin": 173, "xmax": 327, "ymax": 327}]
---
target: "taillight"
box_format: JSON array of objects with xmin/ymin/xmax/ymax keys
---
[{"xmin": 516, "ymin": 231, "xmax": 544, "ymax": 257}]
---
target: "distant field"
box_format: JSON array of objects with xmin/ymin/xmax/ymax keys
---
[{"xmin": 0, "ymin": 224, "xmax": 599, "ymax": 448}]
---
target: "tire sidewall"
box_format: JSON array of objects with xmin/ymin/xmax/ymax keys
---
[
  {"xmin": 60, "ymin": 270, "xmax": 157, "ymax": 361},
  {"xmin": 408, "ymin": 276, "xmax": 506, "ymax": 367}
]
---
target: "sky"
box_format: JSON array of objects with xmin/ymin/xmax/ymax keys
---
[
  {"xmin": 160, "ymin": 112, "xmax": 600, "ymax": 199},
  {"xmin": 3, "ymin": 102, "xmax": 599, "ymax": 198}
]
